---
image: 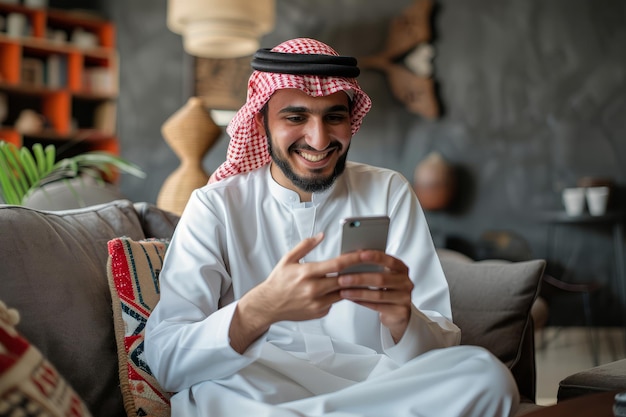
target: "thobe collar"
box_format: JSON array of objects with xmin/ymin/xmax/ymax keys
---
[{"xmin": 265, "ymin": 165, "xmax": 337, "ymax": 208}]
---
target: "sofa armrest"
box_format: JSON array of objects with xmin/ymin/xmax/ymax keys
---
[
  {"xmin": 558, "ymin": 358, "xmax": 626, "ymax": 402},
  {"xmin": 133, "ymin": 202, "xmax": 180, "ymax": 238}
]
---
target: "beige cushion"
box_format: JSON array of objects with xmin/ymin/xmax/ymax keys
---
[
  {"xmin": 0, "ymin": 200, "xmax": 147, "ymax": 417},
  {"xmin": 440, "ymin": 258, "xmax": 545, "ymax": 369}
]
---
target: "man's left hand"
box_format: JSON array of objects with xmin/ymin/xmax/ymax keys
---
[{"xmin": 337, "ymin": 251, "xmax": 413, "ymax": 343}]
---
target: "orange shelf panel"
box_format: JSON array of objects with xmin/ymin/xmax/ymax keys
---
[
  {"xmin": 98, "ymin": 22, "xmax": 115, "ymax": 49},
  {"xmin": 0, "ymin": 129, "xmax": 22, "ymax": 146},
  {"xmin": 0, "ymin": 40, "xmax": 21, "ymax": 84},
  {"xmin": 66, "ymin": 51, "xmax": 83, "ymax": 92},
  {"xmin": 30, "ymin": 10, "xmax": 46, "ymax": 38},
  {"xmin": 41, "ymin": 91, "xmax": 70, "ymax": 134}
]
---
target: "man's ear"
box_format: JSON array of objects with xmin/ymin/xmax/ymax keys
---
[{"xmin": 254, "ymin": 112, "xmax": 266, "ymax": 136}]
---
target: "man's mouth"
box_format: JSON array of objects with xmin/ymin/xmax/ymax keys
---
[{"xmin": 297, "ymin": 150, "xmax": 330, "ymax": 162}]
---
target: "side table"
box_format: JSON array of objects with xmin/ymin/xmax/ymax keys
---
[
  {"xmin": 538, "ymin": 211, "xmax": 625, "ymax": 306},
  {"xmin": 536, "ymin": 211, "xmax": 625, "ymax": 361}
]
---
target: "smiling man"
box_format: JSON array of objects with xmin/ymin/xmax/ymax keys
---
[{"xmin": 145, "ymin": 38, "xmax": 519, "ymax": 417}]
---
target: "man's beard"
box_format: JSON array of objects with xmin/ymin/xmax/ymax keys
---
[{"xmin": 267, "ymin": 132, "xmax": 349, "ymax": 194}]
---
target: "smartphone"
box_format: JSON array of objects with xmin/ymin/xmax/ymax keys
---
[{"xmin": 339, "ymin": 215, "xmax": 390, "ymax": 274}]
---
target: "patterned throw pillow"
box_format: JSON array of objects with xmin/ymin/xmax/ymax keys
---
[
  {"xmin": 0, "ymin": 300, "xmax": 93, "ymax": 417},
  {"xmin": 107, "ymin": 237, "xmax": 172, "ymax": 417}
]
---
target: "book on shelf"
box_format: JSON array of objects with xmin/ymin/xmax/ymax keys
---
[
  {"xmin": 21, "ymin": 57, "xmax": 44, "ymax": 87},
  {"xmin": 45, "ymin": 54, "xmax": 67, "ymax": 88}
]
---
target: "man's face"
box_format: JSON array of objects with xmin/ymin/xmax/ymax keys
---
[{"xmin": 255, "ymin": 89, "xmax": 353, "ymax": 198}]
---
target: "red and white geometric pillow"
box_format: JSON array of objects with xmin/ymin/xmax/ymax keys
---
[
  {"xmin": 106, "ymin": 237, "xmax": 172, "ymax": 417},
  {"xmin": 0, "ymin": 300, "xmax": 93, "ymax": 417}
]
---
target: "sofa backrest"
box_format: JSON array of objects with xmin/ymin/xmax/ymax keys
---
[{"xmin": 0, "ymin": 199, "xmax": 174, "ymax": 417}]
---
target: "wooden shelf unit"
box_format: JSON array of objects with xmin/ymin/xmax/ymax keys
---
[{"xmin": 0, "ymin": 4, "xmax": 118, "ymax": 157}]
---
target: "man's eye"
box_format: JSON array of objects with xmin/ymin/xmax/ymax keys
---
[
  {"xmin": 326, "ymin": 114, "xmax": 349, "ymax": 123},
  {"xmin": 286, "ymin": 115, "xmax": 305, "ymax": 123}
]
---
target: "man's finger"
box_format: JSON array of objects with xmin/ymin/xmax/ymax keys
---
[{"xmin": 282, "ymin": 232, "xmax": 325, "ymax": 264}]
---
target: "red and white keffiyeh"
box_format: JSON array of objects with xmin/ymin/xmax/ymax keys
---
[{"xmin": 209, "ymin": 38, "xmax": 372, "ymax": 184}]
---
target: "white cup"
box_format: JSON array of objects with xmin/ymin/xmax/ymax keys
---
[
  {"xmin": 562, "ymin": 187, "xmax": 585, "ymax": 216},
  {"xmin": 585, "ymin": 186, "xmax": 610, "ymax": 216}
]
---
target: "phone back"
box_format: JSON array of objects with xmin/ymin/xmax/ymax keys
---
[{"xmin": 340, "ymin": 216, "xmax": 389, "ymax": 274}]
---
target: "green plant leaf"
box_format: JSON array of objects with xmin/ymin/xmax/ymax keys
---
[
  {"xmin": 44, "ymin": 144, "xmax": 56, "ymax": 173},
  {"xmin": 73, "ymin": 152, "xmax": 146, "ymax": 178},
  {"xmin": 32, "ymin": 143, "xmax": 49, "ymax": 175},
  {"xmin": 19, "ymin": 147, "xmax": 41, "ymax": 185},
  {"xmin": 0, "ymin": 151, "xmax": 21, "ymax": 204},
  {"xmin": 0, "ymin": 142, "xmax": 28, "ymax": 200}
]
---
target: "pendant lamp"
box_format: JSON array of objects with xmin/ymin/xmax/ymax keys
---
[{"xmin": 167, "ymin": 0, "xmax": 275, "ymax": 58}]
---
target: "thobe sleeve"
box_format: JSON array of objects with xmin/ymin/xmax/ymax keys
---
[
  {"xmin": 379, "ymin": 174, "xmax": 461, "ymax": 363},
  {"xmin": 144, "ymin": 190, "xmax": 266, "ymax": 392},
  {"xmin": 382, "ymin": 306, "xmax": 461, "ymax": 364}
]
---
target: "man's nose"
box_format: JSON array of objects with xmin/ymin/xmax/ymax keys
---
[{"xmin": 304, "ymin": 119, "xmax": 331, "ymax": 150}]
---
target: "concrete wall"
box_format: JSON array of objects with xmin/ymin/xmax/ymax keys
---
[{"xmin": 77, "ymin": 0, "xmax": 625, "ymax": 325}]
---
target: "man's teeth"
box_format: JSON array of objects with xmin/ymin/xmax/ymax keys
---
[{"xmin": 300, "ymin": 152, "xmax": 328, "ymax": 162}]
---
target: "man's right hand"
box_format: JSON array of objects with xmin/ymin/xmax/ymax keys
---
[{"xmin": 228, "ymin": 232, "xmax": 367, "ymax": 353}]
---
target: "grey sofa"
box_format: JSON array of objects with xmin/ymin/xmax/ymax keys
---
[{"xmin": 0, "ymin": 199, "xmax": 548, "ymax": 416}]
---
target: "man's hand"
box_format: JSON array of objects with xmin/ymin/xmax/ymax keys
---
[
  {"xmin": 337, "ymin": 251, "xmax": 414, "ymax": 343},
  {"xmin": 230, "ymin": 232, "xmax": 372, "ymax": 353}
]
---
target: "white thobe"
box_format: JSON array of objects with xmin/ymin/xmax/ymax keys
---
[{"xmin": 145, "ymin": 162, "xmax": 519, "ymax": 417}]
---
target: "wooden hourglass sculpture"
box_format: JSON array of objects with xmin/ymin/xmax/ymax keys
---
[{"xmin": 156, "ymin": 97, "xmax": 221, "ymax": 215}]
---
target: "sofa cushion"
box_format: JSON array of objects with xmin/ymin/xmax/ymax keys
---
[
  {"xmin": 107, "ymin": 237, "xmax": 172, "ymax": 417},
  {"xmin": 0, "ymin": 200, "xmax": 148, "ymax": 417},
  {"xmin": 440, "ymin": 258, "xmax": 545, "ymax": 369},
  {"xmin": 0, "ymin": 300, "xmax": 93, "ymax": 417}
]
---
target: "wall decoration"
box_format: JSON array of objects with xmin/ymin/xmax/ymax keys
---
[{"xmin": 359, "ymin": 0, "xmax": 439, "ymax": 119}]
